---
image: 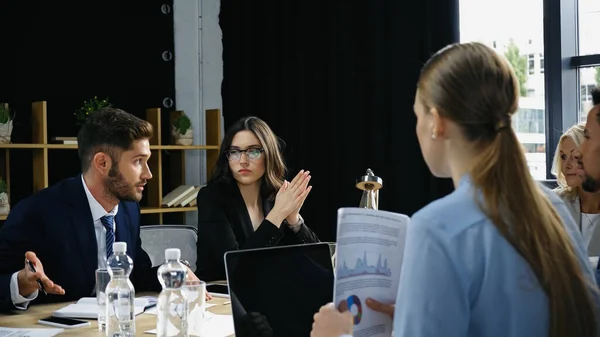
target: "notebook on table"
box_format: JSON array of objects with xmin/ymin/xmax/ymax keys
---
[{"xmin": 52, "ymin": 296, "xmax": 156, "ymax": 319}]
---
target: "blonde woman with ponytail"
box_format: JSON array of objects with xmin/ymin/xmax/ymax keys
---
[{"xmin": 311, "ymin": 42, "xmax": 599, "ymax": 337}]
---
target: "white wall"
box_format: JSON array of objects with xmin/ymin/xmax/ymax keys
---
[{"xmin": 173, "ymin": 0, "xmax": 223, "ymax": 225}]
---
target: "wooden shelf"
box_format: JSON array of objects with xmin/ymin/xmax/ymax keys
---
[
  {"xmin": 0, "ymin": 144, "xmax": 60, "ymax": 149},
  {"xmin": 0, "ymin": 102, "xmax": 223, "ymax": 225},
  {"xmin": 153, "ymin": 145, "xmax": 220, "ymax": 150},
  {"xmin": 141, "ymin": 206, "xmax": 197, "ymax": 214},
  {"xmin": 0, "ymin": 144, "xmax": 219, "ymax": 150}
]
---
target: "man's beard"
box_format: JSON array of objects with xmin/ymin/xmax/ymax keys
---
[
  {"xmin": 581, "ymin": 175, "xmax": 600, "ymax": 193},
  {"xmin": 104, "ymin": 164, "xmax": 143, "ymax": 202}
]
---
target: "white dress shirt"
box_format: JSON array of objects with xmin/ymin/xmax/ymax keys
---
[
  {"xmin": 582, "ymin": 213, "xmax": 600, "ymax": 248},
  {"xmin": 10, "ymin": 175, "xmax": 118, "ymax": 308}
]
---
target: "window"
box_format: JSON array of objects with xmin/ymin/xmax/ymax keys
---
[
  {"xmin": 573, "ymin": 0, "xmax": 600, "ymax": 123},
  {"xmin": 579, "ymin": 69, "xmax": 598, "ymax": 122},
  {"xmin": 578, "ymin": 0, "xmax": 600, "ymax": 56},
  {"xmin": 542, "ymin": 0, "xmax": 600, "ymax": 180},
  {"xmin": 528, "ymin": 54, "xmax": 535, "ymax": 75},
  {"xmin": 459, "ymin": 0, "xmax": 546, "ymax": 180}
]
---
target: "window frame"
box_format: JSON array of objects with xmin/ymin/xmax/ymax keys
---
[{"xmin": 542, "ymin": 0, "xmax": 600, "ymax": 178}]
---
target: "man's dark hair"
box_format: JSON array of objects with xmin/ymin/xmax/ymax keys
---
[
  {"xmin": 592, "ymin": 87, "xmax": 600, "ymax": 106},
  {"xmin": 77, "ymin": 107, "xmax": 153, "ymax": 173}
]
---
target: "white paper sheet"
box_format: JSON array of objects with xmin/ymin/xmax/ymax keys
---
[
  {"xmin": 144, "ymin": 312, "xmax": 235, "ymax": 337},
  {"xmin": 0, "ymin": 327, "xmax": 63, "ymax": 337},
  {"xmin": 333, "ymin": 207, "xmax": 409, "ymax": 337},
  {"xmin": 52, "ymin": 296, "xmax": 155, "ymax": 319},
  {"xmin": 143, "ymin": 303, "xmax": 216, "ymax": 315}
]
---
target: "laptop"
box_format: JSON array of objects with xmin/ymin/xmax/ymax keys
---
[{"xmin": 224, "ymin": 242, "xmax": 335, "ymax": 337}]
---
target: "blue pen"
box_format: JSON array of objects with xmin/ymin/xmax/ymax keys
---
[{"xmin": 26, "ymin": 259, "xmax": 47, "ymax": 295}]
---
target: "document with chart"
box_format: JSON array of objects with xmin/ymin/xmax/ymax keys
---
[{"xmin": 333, "ymin": 207, "xmax": 409, "ymax": 337}]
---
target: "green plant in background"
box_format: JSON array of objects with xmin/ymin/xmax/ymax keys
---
[
  {"xmin": 75, "ymin": 96, "xmax": 112, "ymax": 125},
  {"xmin": 0, "ymin": 179, "xmax": 7, "ymax": 194},
  {"xmin": 174, "ymin": 114, "xmax": 192, "ymax": 134},
  {"xmin": 0, "ymin": 104, "xmax": 14, "ymax": 124}
]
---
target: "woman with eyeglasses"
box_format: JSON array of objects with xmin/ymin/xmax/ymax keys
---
[{"xmin": 195, "ymin": 116, "xmax": 319, "ymax": 282}]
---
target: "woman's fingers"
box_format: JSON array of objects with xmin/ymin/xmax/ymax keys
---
[
  {"xmin": 288, "ymin": 170, "xmax": 305, "ymax": 187},
  {"xmin": 290, "ymin": 172, "xmax": 310, "ymax": 194}
]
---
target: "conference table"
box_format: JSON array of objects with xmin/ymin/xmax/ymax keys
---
[{"xmin": 0, "ymin": 293, "xmax": 235, "ymax": 337}]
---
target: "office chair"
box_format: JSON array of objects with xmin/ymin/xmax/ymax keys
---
[{"xmin": 140, "ymin": 225, "xmax": 198, "ymax": 272}]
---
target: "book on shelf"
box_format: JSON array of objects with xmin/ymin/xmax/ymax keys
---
[
  {"xmin": 162, "ymin": 185, "xmax": 196, "ymax": 207},
  {"xmin": 177, "ymin": 185, "xmax": 204, "ymax": 207},
  {"xmin": 50, "ymin": 136, "xmax": 78, "ymax": 145}
]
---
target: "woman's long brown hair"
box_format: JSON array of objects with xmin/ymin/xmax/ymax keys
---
[{"xmin": 418, "ymin": 42, "xmax": 597, "ymax": 337}]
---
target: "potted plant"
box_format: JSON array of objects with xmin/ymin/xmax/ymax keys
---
[
  {"xmin": 0, "ymin": 179, "xmax": 9, "ymax": 215},
  {"xmin": 0, "ymin": 103, "xmax": 14, "ymax": 144},
  {"xmin": 75, "ymin": 96, "xmax": 112, "ymax": 126},
  {"xmin": 171, "ymin": 113, "xmax": 193, "ymax": 145}
]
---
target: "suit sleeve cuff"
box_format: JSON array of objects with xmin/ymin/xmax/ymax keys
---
[
  {"xmin": 257, "ymin": 219, "xmax": 284, "ymax": 247},
  {"xmin": 10, "ymin": 271, "xmax": 38, "ymax": 309}
]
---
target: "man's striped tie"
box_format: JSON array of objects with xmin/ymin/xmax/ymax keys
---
[{"xmin": 101, "ymin": 215, "xmax": 115, "ymax": 258}]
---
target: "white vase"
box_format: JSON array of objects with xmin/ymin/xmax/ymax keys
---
[
  {"xmin": 171, "ymin": 126, "xmax": 193, "ymax": 146},
  {"xmin": 0, "ymin": 120, "xmax": 13, "ymax": 144}
]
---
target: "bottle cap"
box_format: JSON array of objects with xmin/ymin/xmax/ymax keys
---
[
  {"xmin": 165, "ymin": 248, "xmax": 181, "ymax": 260},
  {"xmin": 113, "ymin": 242, "xmax": 127, "ymax": 253}
]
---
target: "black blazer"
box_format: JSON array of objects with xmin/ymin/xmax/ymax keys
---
[
  {"xmin": 195, "ymin": 178, "xmax": 320, "ymax": 281},
  {"xmin": 0, "ymin": 176, "xmax": 160, "ymax": 311}
]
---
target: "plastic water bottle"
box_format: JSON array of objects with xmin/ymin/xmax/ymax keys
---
[
  {"xmin": 105, "ymin": 242, "xmax": 136, "ymax": 337},
  {"xmin": 157, "ymin": 248, "xmax": 188, "ymax": 337}
]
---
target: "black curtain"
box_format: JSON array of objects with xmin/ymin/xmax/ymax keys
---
[
  {"xmin": 0, "ymin": 1, "xmax": 174, "ymax": 206},
  {"xmin": 220, "ymin": 1, "xmax": 459, "ymax": 241}
]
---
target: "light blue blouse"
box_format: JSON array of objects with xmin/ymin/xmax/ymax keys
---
[{"xmin": 390, "ymin": 175, "xmax": 599, "ymax": 337}]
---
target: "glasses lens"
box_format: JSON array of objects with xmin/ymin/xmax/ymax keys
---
[
  {"xmin": 227, "ymin": 150, "xmax": 240, "ymax": 161},
  {"xmin": 248, "ymin": 149, "xmax": 261, "ymax": 160}
]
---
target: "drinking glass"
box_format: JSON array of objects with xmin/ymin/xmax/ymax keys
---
[
  {"xmin": 183, "ymin": 280, "xmax": 206, "ymax": 337},
  {"xmin": 95, "ymin": 268, "xmax": 111, "ymax": 331}
]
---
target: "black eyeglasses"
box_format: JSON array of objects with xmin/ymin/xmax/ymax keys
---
[{"xmin": 226, "ymin": 148, "xmax": 264, "ymax": 161}]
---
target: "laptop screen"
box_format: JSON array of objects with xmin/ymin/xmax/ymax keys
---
[{"xmin": 224, "ymin": 243, "xmax": 335, "ymax": 337}]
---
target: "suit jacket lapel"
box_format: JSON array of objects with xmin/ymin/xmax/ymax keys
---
[
  {"xmin": 263, "ymin": 197, "xmax": 273, "ymax": 217},
  {"xmin": 115, "ymin": 206, "xmax": 131, "ymax": 253},
  {"xmin": 65, "ymin": 177, "xmax": 98, "ymax": 293},
  {"xmin": 228, "ymin": 181, "xmax": 254, "ymax": 239}
]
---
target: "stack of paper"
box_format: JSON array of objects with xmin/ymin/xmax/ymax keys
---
[
  {"xmin": 53, "ymin": 296, "xmax": 156, "ymax": 319},
  {"xmin": 0, "ymin": 327, "xmax": 63, "ymax": 337},
  {"xmin": 333, "ymin": 207, "xmax": 409, "ymax": 337}
]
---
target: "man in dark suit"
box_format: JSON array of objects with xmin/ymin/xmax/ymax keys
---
[{"xmin": 0, "ymin": 108, "xmax": 198, "ymax": 311}]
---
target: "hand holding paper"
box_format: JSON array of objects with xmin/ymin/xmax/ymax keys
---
[
  {"xmin": 365, "ymin": 298, "xmax": 395, "ymax": 318},
  {"xmin": 332, "ymin": 207, "xmax": 409, "ymax": 337},
  {"xmin": 311, "ymin": 303, "xmax": 354, "ymax": 337}
]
